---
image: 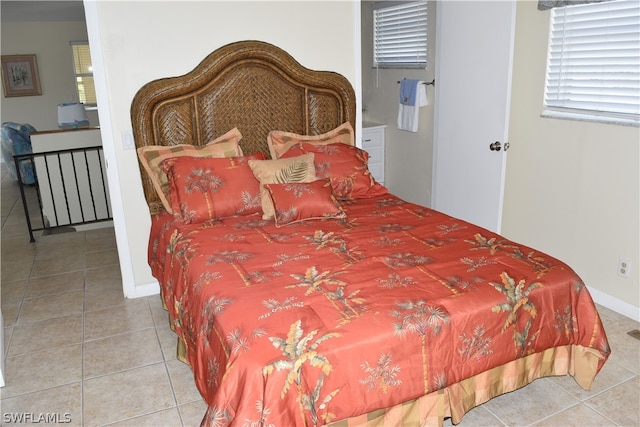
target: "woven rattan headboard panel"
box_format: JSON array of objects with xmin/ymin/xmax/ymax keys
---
[{"xmin": 131, "ymin": 40, "xmax": 356, "ymax": 214}]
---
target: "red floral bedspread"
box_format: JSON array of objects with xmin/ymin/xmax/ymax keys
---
[{"xmin": 148, "ymin": 194, "xmax": 609, "ymax": 426}]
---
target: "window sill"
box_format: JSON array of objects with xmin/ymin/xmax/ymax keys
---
[{"xmin": 541, "ymin": 110, "xmax": 639, "ymax": 128}]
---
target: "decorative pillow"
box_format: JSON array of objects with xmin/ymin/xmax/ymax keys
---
[
  {"xmin": 264, "ymin": 179, "xmax": 345, "ymax": 227},
  {"xmin": 267, "ymin": 121, "xmax": 354, "ymax": 159},
  {"xmin": 248, "ymin": 153, "xmax": 317, "ymax": 219},
  {"xmin": 281, "ymin": 142, "xmax": 387, "ymax": 200},
  {"xmin": 160, "ymin": 153, "xmax": 266, "ymax": 223},
  {"xmin": 137, "ymin": 127, "xmax": 243, "ymax": 213}
]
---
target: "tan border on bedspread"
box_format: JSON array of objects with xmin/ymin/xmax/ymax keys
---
[
  {"xmin": 328, "ymin": 344, "xmax": 603, "ymax": 427},
  {"xmin": 170, "ymin": 327, "xmax": 602, "ymax": 426}
]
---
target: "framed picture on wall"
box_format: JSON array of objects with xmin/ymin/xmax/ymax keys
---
[{"xmin": 1, "ymin": 54, "xmax": 42, "ymax": 97}]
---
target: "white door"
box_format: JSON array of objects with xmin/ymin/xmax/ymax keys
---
[{"xmin": 431, "ymin": 0, "xmax": 516, "ymax": 233}]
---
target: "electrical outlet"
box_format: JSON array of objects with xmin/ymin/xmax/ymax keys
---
[{"xmin": 617, "ymin": 258, "xmax": 631, "ymax": 279}]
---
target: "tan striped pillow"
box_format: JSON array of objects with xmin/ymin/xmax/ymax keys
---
[
  {"xmin": 137, "ymin": 127, "xmax": 243, "ymax": 213},
  {"xmin": 267, "ymin": 121, "xmax": 354, "ymax": 159}
]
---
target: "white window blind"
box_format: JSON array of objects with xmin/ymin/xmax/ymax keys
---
[
  {"xmin": 544, "ymin": 0, "xmax": 640, "ymax": 124},
  {"xmin": 374, "ymin": 1, "xmax": 427, "ymax": 69},
  {"xmin": 71, "ymin": 41, "xmax": 97, "ymax": 106}
]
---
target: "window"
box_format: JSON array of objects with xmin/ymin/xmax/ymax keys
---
[
  {"xmin": 543, "ymin": 0, "xmax": 640, "ymax": 125},
  {"xmin": 71, "ymin": 41, "xmax": 97, "ymax": 106},
  {"xmin": 373, "ymin": 1, "xmax": 427, "ymax": 69}
]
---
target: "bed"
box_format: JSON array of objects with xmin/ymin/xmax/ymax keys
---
[{"xmin": 131, "ymin": 40, "xmax": 610, "ymax": 426}]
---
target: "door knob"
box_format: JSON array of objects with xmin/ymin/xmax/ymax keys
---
[{"xmin": 489, "ymin": 141, "xmax": 502, "ymax": 151}]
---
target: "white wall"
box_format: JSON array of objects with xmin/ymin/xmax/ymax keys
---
[
  {"xmin": 0, "ymin": 21, "xmax": 99, "ymax": 133},
  {"xmin": 503, "ymin": 2, "xmax": 639, "ymax": 319},
  {"xmin": 360, "ymin": 1, "xmax": 437, "ymax": 207},
  {"xmin": 86, "ymin": 0, "xmax": 359, "ymax": 297}
]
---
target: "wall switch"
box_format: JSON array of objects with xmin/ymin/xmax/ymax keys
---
[
  {"xmin": 122, "ymin": 131, "xmax": 135, "ymax": 150},
  {"xmin": 617, "ymin": 258, "xmax": 631, "ymax": 279}
]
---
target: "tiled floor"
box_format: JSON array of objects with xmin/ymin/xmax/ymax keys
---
[{"xmin": 1, "ymin": 163, "xmax": 639, "ymax": 426}]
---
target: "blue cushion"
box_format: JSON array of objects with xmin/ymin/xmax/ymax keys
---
[{"xmin": 1, "ymin": 122, "xmax": 37, "ymax": 184}]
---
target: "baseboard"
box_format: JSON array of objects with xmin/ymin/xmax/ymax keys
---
[
  {"xmin": 588, "ymin": 286, "xmax": 640, "ymax": 322},
  {"xmin": 126, "ymin": 281, "xmax": 160, "ymax": 299}
]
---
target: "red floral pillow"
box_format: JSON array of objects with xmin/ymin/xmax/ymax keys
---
[
  {"xmin": 160, "ymin": 153, "xmax": 266, "ymax": 223},
  {"xmin": 281, "ymin": 142, "xmax": 387, "ymax": 200},
  {"xmin": 137, "ymin": 127, "xmax": 244, "ymax": 213},
  {"xmin": 264, "ymin": 179, "xmax": 345, "ymax": 227}
]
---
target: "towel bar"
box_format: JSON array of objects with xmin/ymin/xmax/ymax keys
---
[{"xmin": 397, "ymin": 79, "xmax": 435, "ymax": 86}]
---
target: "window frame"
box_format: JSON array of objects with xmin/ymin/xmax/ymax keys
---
[
  {"xmin": 542, "ymin": 0, "xmax": 640, "ymax": 127},
  {"xmin": 373, "ymin": 1, "xmax": 428, "ymax": 70},
  {"xmin": 70, "ymin": 41, "xmax": 97, "ymax": 108}
]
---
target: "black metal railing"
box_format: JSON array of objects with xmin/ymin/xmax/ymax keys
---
[{"xmin": 14, "ymin": 146, "xmax": 112, "ymax": 242}]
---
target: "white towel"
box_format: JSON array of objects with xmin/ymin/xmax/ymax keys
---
[{"xmin": 397, "ymin": 81, "xmax": 428, "ymax": 132}]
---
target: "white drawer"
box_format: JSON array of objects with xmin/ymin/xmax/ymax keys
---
[
  {"xmin": 368, "ymin": 162, "xmax": 384, "ymax": 184},
  {"xmin": 362, "ymin": 131, "xmax": 384, "ymax": 149},
  {"xmin": 363, "ymin": 144, "xmax": 383, "ymax": 164},
  {"xmin": 362, "ymin": 123, "xmax": 386, "ymax": 184}
]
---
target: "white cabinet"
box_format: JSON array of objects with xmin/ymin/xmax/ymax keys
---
[{"xmin": 362, "ymin": 122, "xmax": 386, "ymax": 185}]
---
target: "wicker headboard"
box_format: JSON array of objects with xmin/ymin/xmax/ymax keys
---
[{"xmin": 131, "ymin": 40, "xmax": 356, "ymax": 214}]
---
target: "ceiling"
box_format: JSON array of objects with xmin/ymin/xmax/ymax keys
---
[{"xmin": 1, "ymin": 1, "xmax": 86, "ymax": 23}]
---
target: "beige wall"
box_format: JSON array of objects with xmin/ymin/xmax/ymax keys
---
[
  {"xmin": 360, "ymin": 1, "xmax": 437, "ymax": 207},
  {"xmin": 503, "ymin": 2, "xmax": 639, "ymax": 317},
  {"xmin": 88, "ymin": 1, "xmax": 358, "ymax": 296},
  {"xmin": 0, "ymin": 21, "xmax": 99, "ymax": 134}
]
